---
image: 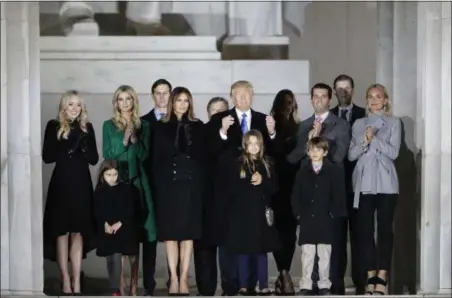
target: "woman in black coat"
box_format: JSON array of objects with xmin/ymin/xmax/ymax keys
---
[
  {"xmin": 42, "ymin": 90, "xmax": 99, "ymax": 295},
  {"xmin": 152, "ymin": 87, "xmax": 206, "ymax": 295},
  {"xmin": 269, "ymin": 89, "xmax": 300, "ymax": 294}
]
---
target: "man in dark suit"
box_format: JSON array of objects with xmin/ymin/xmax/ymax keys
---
[
  {"xmin": 330, "ymin": 74, "xmax": 366, "ymax": 295},
  {"xmin": 140, "ymin": 78, "xmax": 173, "ymax": 296},
  {"xmin": 206, "ymin": 80, "xmax": 278, "ymax": 295},
  {"xmin": 287, "ymin": 83, "xmax": 350, "ymax": 166},
  {"xmin": 287, "ymin": 82, "xmax": 350, "ymax": 296}
]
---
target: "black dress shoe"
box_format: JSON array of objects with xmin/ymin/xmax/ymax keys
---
[
  {"xmin": 143, "ymin": 289, "xmax": 154, "ymax": 296},
  {"xmin": 297, "ymin": 289, "xmax": 313, "ymax": 296},
  {"xmin": 318, "ymin": 288, "xmax": 331, "ymax": 296}
]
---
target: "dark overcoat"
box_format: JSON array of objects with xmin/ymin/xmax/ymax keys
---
[
  {"xmin": 291, "ymin": 160, "xmax": 347, "ymax": 245},
  {"xmin": 152, "ymin": 115, "xmax": 206, "ymax": 241},
  {"xmin": 225, "ymin": 159, "xmax": 280, "ymax": 254},
  {"xmin": 205, "ymin": 108, "xmax": 281, "ymax": 245}
]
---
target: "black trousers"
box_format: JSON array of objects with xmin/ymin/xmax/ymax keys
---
[
  {"xmin": 273, "ymin": 217, "xmax": 297, "ymax": 272},
  {"xmin": 194, "ymin": 245, "xmax": 241, "ymax": 296},
  {"xmin": 356, "ymin": 193, "xmax": 398, "ymax": 272},
  {"xmin": 142, "ymin": 241, "xmax": 157, "ymax": 294},
  {"xmin": 331, "ymin": 194, "xmax": 366, "ymax": 295}
]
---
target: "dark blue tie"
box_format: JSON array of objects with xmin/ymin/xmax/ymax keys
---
[
  {"xmin": 159, "ymin": 113, "xmax": 165, "ymax": 120},
  {"xmin": 240, "ymin": 113, "xmax": 248, "ymax": 134}
]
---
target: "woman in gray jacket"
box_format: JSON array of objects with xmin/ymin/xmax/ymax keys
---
[{"xmin": 348, "ymin": 84, "xmax": 401, "ymax": 295}]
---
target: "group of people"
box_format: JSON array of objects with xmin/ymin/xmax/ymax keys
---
[{"xmin": 42, "ymin": 74, "xmax": 401, "ymax": 297}]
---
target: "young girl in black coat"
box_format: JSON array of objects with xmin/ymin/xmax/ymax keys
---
[
  {"xmin": 226, "ymin": 130, "xmax": 280, "ymax": 295},
  {"xmin": 94, "ymin": 159, "xmax": 140, "ymax": 296}
]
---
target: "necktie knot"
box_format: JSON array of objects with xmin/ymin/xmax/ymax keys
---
[
  {"xmin": 160, "ymin": 112, "xmax": 165, "ymax": 118},
  {"xmin": 340, "ymin": 109, "xmax": 348, "ymax": 120}
]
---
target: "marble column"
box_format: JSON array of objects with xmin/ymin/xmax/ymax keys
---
[
  {"xmin": 376, "ymin": 1, "xmax": 394, "ymax": 96},
  {"xmin": 0, "ymin": 2, "xmax": 44, "ymax": 295},
  {"xmin": 439, "ymin": 2, "xmax": 451, "ymax": 293},
  {"xmin": 417, "ymin": 1, "xmax": 451, "ymax": 295}
]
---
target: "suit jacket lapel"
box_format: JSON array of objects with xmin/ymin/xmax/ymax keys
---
[
  {"xmin": 230, "ymin": 108, "xmax": 242, "ymax": 136},
  {"xmin": 250, "ymin": 109, "xmax": 259, "ymax": 130},
  {"xmin": 321, "ymin": 113, "xmax": 337, "ymax": 135}
]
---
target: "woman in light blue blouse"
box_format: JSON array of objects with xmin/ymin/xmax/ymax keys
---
[{"xmin": 348, "ymin": 84, "xmax": 401, "ymax": 295}]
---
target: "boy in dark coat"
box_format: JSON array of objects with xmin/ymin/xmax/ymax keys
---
[{"xmin": 291, "ymin": 137, "xmax": 347, "ymax": 296}]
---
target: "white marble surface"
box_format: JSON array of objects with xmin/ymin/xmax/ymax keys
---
[
  {"xmin": 1, "ymin": 2, "xmax": 43, "ymax": 295},
  {"xmin": 1, "ymin": 2, "xmax": 10, "ymax": 296},
  {"xmin": 40, "ymin": 60, "xmax": 310, "ymax": 95},
  {"xmin": 40, "ymin": 36, "xmax": 220, "ymax": 53},
  {"xmin": 223, "ymin": 36, "xmax": 289, "ymax": 45},
  {"xmin": 417, "ymin": 2, "xmax": 451, "ymax": 294},
  {"xmin": 439, "ymin": 3, "xmax": 451, "ymax": 292}
]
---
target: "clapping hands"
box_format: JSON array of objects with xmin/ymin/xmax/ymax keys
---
[
  {"xmin": 251, "ymin": 171, "xmax": 262, "ymax": 186},
  {"xmin": 365, "ymin": 126, "xmax": 375, "ymax": 144},
  {"xmin": 104, "ymin": 221, "xmax": 122, "ymax": 234}
]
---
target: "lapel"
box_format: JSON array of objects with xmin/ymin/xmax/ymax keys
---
[
  {"xmin": 229, "ymin": 108, "xmax": 242, "ymax": 136},
  {"xmin": 250, "ymin": 109, "xmax": 260, "ymax": 130},
  {"xmin": 331, "ymin": 106, "xmax": 339, "ymax": 117},
  {"xmin": 321, "ymin": 113, "xmax": 337, "ymax": 135}
]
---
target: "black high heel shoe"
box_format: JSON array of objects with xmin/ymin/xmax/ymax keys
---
[
  {"xmin": 373, "ymin": 277, "xmax": 388, "ymax": 295},
  {"xmin": 280, "ymin": 271, "xmax": 295, "ymax": 295},
  {"xmin": 60, "ymin": 282, "xmax": 72, "ymax": 296},
  {"xmin": 364, "ymin": 276, "xmax": 377, "ymax": 295}
]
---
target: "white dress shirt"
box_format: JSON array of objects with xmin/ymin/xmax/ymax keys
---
[
  {"xmin": 219, "ymin": 108, "xmax": 275, "ymax": 140},
  {"xmin": 315, "ymin": 111, "xmax": 329, "ymax": 123}
]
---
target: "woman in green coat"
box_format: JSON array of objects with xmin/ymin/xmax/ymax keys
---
[{"xmin": 102, "ymin": 85, "xmax": 156, "ymax": 295}]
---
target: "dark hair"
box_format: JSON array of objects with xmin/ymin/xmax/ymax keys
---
[
  {"xmin": 311, "ymin": 83, "xmax": 333, "ymax": 99},
  {"xmin": 333, "ymin": 74, "xmax": 355, "ymax": 89},
  {"xmin": 151, "ymin": 79, "xmax": 172, "ymax": 94},
  {"xmin": 307, "ymin": 136, "xmax": 329, "ymax": 152},
  {"xmin": 206, "ymin": 97, "xmax": 229, "ymax": 113},
  {"xmin": 270, "ymin": 89, "xmax": 300, "ymax": 137},
  {"xmin": 96, "ymin": 159, "xmax": 118, "ymax": 189},
  {"xmin": 161, "ymin": 86, "xmax": 197, "ymax": 122}
]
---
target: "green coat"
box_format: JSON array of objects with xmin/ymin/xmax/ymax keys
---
[{"xmin": 102, "ymin": 119, "xmax": 156, "ymax": 242}]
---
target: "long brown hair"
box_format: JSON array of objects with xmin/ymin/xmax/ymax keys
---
[
  {"xmin": 96, "ymin": 159, "xmax": 118, "ymax": 189},
  {"xmin": 239, "ymin": 130, "xmax": 271, "ymax": 178},
  {"xmin": 161, "ymin": 86, "xmax": 197, "ymax": 122},
  {"xmin": 270, "ymin": 89, "xmax": 300, "ymax": 137}
]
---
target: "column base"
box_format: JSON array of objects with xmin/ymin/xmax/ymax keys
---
[
  {"xmin": 222, "ymin": 36, "xmax": 289, "ymax": 60},
  {"xmin": 1, "ymin": 290, "xmax": 45, "ymax": 296}
]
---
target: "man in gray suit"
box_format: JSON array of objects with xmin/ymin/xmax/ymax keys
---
[
  {"xmin": 287, "ymin": 82, "xmax": 350, "ymax": 295},
  {"xmin": 288, "ymin": 83, "xmax": 350, "ymax": 166}
]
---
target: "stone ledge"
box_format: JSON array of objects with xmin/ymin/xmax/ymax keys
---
[
  {"xmin": 40, "ymin": 60, "xmax": 310, "ymax": 94},
  {"xmin": 40, "ymin": 36, "xmax": 219, "ymax": 53}
]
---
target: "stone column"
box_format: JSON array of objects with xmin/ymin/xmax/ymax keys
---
[
  {"xmin": 439, "ymin": 2, "xmax": 451, "ymax": 294},
  {"xmin": 376, "ymin": 1, "xmax": 394, "ymax": 96},
  {"xmin": 417, "ymin": 2, "xmax": 451, "ymax": 295},
  {"xmin": 0, "ymin": 2, "xmax": 44, "ymax": 295},
  {"xmin": 1, "ymin": 2, "xmax": 10, "ymax": 294},
  {"xmin": 223, "ymin": 0, "xmax": 289, "ymax": 59}
]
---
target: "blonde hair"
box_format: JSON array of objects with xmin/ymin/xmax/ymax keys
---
[
  {"xmin": 239, "ymin": 130, "xmax": 271, "ymax": 179},
  {"xmin": 57, "ymin": 90, "xmax": 88, "ymax": 140},
  {"xmin": 365, "ymin": 84, "xmax": 392, "ymax": 116},
  {"xmin": 230, "ymin": 80, "xmax": 254, "ymax": 96},
  {"xmin": 111, "ymin": 85, "xmax": 141, "ymax": 131},
  {"xmin": 162, "ymin": 86, "xmax": 197, "ymax": 123}
]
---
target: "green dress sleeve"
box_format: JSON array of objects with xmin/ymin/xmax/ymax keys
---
[
  {"xmin": 102, "ymin": 120, "xmax": 128, "ymax": 159},
  {"xmin": 134, "ymin": 120, "xmax": 150, "ymax": 161}
]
